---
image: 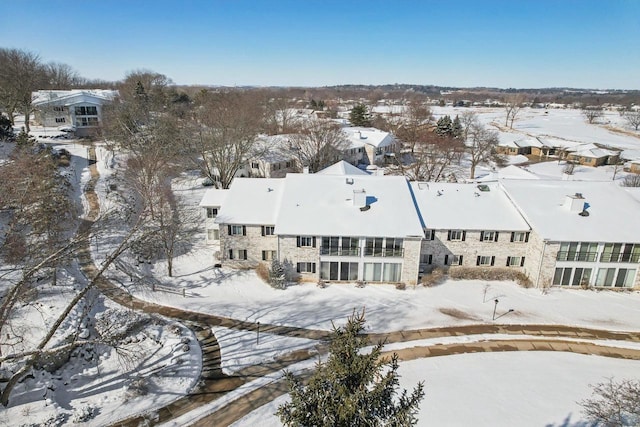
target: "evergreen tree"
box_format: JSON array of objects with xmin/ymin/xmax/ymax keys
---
[
  {"xmin": 349, "ymin": 103, "xmax": 372, "ymax": 127},
  {"xmin": 0, "ymin": 114, "xmax": 14, "ymax": 141},
  {"xmin": 451, "ymin": 115, "xmax": 463, "ymax": 139},
  {"xmin": 269, "ymin": 258, "xmax": 287, "ymax": 289},
  {"xmin": 435, "ymin": 115, "xmax": 453, "ymax": 137},
  {"xmin": 15, "ymin": 128, "xmax": 35, "ymax": 146},
  {"xmin": 277, "ymin": 311, "xmax": 425, "ymax": 426}
]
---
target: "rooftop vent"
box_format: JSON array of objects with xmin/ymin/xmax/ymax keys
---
[
  {"xmin": 353, "ymin": 189, "xmax": 366, "ymax": 207},
  {"xmin": 360, "ymin": 205, "xmax": 371, "ymax": 212},
  {"xmin": 346, "ymin": 177, "xmax": 354, "ymax": 185},
  {"xmin": 564, "ymin": 193, "xmax": 587, "ymax": 213},
  {"xmin": 477, "ymin": 184, "xmax": 490, "ymax": 192}
]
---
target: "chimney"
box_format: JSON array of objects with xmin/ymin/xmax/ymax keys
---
[
  {"xmin": 353, "ymin": 189, "xmax": 366, "ymax": 207},
  {"xmin": 303, "ymin": 166, "xmax": 309, "ymax": 174},
  {"xmin": 563, "ymin": 193, "xmax": 585, "ymax": 213}
]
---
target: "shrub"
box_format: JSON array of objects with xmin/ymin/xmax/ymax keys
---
[
  {"xmin": 269, "ymin": 259, "xmax": 287, "ymax": 289},
  {"xmin": 395, "ymin": 282, "xmax": 406, "ymax": 290},
  {"xmin": 448, "ymin": 267, "xmax": 532, "ymax": 288},
  {"xmin": 422, "ymin": 268, "xmax": 446, "ymax": 287},
  {"xmin": 255, "ymin": 263, "xmax": 270, "ymax": 283}
]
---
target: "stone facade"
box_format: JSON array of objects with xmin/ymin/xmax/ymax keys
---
[
  {"xmin": 220, "ymin": 224, "xmax": 278, "ymax": 267},
  {"xmin": 420, "ymin": 229, "xmax": 530, "ymax": 272}
]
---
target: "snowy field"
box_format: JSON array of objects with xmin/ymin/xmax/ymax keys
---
[
  {"xmin": 4, "ymin": 105, "xmax": 640, "ymax": 426},
  {"xmin": 232, "ymin": 352, "xmax": 640, "ymax": 427}
]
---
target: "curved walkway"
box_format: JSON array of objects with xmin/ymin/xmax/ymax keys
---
[{"xmin": 78, "ymin": 145, "xmax": 640, "ymax": 427}]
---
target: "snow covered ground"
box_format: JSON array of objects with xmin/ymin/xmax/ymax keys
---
[{"xmin": 233, "ymin": 351, "xmax": 640, "ymax": 427}]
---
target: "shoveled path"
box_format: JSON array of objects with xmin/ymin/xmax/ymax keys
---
[{"xmin": 78, "ymin": 146, "xmax": 640, "ymax": 427}]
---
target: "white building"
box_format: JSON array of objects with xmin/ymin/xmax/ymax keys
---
[{"xmin": 32, "ymin": 89, "xmax": 118, "ymax": 137}]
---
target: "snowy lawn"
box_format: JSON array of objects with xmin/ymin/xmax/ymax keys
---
[{"xmin": 232, "ymin": 351, "xmax": 640, "ymax": 427}]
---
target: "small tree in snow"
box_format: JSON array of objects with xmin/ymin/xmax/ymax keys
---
[
  {"xmin": 579, "ymin": 378, "xmax": 640, "ymax": 426},
  {"xmin": 277, "ymin": 310, "xmax": 425, "ymax": 426},
  {"xmin": 623, "ymin": 110, "xmax": 640, "ymax": 131},
  {"xmin": 582, "ymin": 106, "xmax": 604, "ymax": 124},
  {"xmin": 269, "ymin": 259, "xmax": 287, "ymax": 289}
]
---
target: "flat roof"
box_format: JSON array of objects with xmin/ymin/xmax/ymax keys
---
[
  {"xmin": 410, "ymin": 182, "xmax": 531, "ymax": 231},
  {"xmin": 501, "ymin": 180, "xmax": 640, "ymax": 242},
  {"xmin": 213, "ymin": 179, "xmax": 283, "ymax": 225}
]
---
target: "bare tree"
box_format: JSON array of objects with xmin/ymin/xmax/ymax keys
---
[
  {"xmin": 187, "ymin": 91, "xmax": 265, "ymax": 188},
  {"xmin": 623, "ymin": 110, "xmax": 640, "ymax": 131},
  {"xmin": 0, "ymin": 48, "xmax": 48, "ymax": 131},
  {"xmin": 622, "ymin": 174, "xmax": 640, "ymax": 187},
  {"xmin": 467, "ymin": 122, "xmax": 501, "ymax": 179},
  {"xmin": 393, "ymin": 131, "xmax": 464, "ymax": 182},
  {"xmin": 583, "ymin": 106, "xmax": 604, "ymax": 124},
  {"xmin": 579, "ymin": 378, "xmax": 640, "ymax": 427},
  {"xmin": 504, "ymin": 93, "xmax": 526, "ymax": 128},
  {"xmin": 45, "ymin": 62, "xmax": 83, "ymax": 89},
  {"xmin": 395, "ymin": 102, "xmax": 433, "ymax": 154},
  {"xmin": 289, "ymin": 119, "xmax": 349, "ymax": 173}
]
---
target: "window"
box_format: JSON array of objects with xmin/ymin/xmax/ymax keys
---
[
  {"xmin": 297, "ymin": 236, "xmax": 316, "ymax": 247},
  {"xmin": 262, "ymin": 250, "xmax": 277, "ymax": 261},
  {"xmin": 206, "ymin": 207, "xmax": 218, "ymax": 218},
  {"xmin": 261, "ymin": 226, "xmax": 275, "ymax": 236},
  {"xmin": 601, "ymin": 243, "xmax": 640, "ymax": 263},
  {"xmin": 571, "ymin": 268, "xmax": 592, "ymax": 286},
  {"xmin": 506, "ymin": 256, "xmax": 525, "ymax": 267},
  {"xmin": 511, "ymin": 232, "xmax": 530, "ymax": 242},
  {"xmin": 444, "ymin": 255, "xmax": 463, "ymax": 266},
  {"xmin": 425, "ymin": 229, "xmax": 435, "ymax": 240},
  {"xmin": 476, "ymin": 255, "xmax": 495, "ymax": 266},
  {"xmin": 385, "ymin": 238, "xmax": 404, "ymax": 257},
  {"xmin": 53, "ymin": 106, "xmax": 65, "ymax": 112},
  {"xmin": 77, "ymin": 117, "xmax": 98, "ymax": 127},
  {"xmin": 228, "ymin": 249, "xmax": 234, "ymax": 260},
  {"xmin": 557, "ymin": 242, "xmax": 598, "ymax": 262},
  {"xmin": 447, "ymin": 230, "xmax": 465, "ymax": 241},
  {"xmin": 297, "ymin": 262, "xmax": 316, "ymax": 273},
  {"xmin": 55, "ymin": 117, "xmax": 66, "ymax": 123},
  {"xmin": 251, "ymin": 162, "xmax": 259, "ymax": 169},
  {"xmin": 382, "ymin": 263, "xmax": 401, "ymax": 282},
  {"xmin": 363, "ymin": 263, "xmax": 382, "ymax": 281},
  {"xmin": 365, "ymin": 238, "xmax": 384, "ymax": 256},
  {"xmin": 480, "ymin": 231, "xmax": 498, "ymax": 242},
  {"xmin": 595, "ymin": 268, "xmax": 636, "ymax": 287},
  {"xmin": 75, "ymin": 106, "xmax": 98, "ymax": 116},
  {"xmin": 238, "ymin": 249, "xmax": 248, "ymax": 260},
  {"xmin": 207, "ymin": 229, "xmax": 219, "ymax": 240},
  {"xmin": 421, "ymin": 254, "xmax": 433, "ymax": 265},
  {"xmin": 228, "ymin": 225, "xmax": 246, "ymax": 236}
]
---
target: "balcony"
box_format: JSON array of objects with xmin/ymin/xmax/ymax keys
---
[
  {"xmin": 319, "ymin": 247, "xmax": 360, "ymax": 257},
  {"xmin": 599, "ymin": 253, "xmax": 640, "ymax": 263},
  {"xmin": 556, "ymin": 251, "xmax": 597, "ymax": 262},
  {"xmin": 363, "ymin": 248, "xmax": 404, "ymax": 257}
]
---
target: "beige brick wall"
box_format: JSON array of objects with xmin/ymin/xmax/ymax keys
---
[
  {"xmin": 401, "ymin": 238, "xmax": 421, "ymax": 285},
  {"xmin": 220, "ymin": 224, "xmax": 278, "ymax": 265},
  {"xmin": 420, "ymin": 230, "xmax": 530, "ymax": 270}
]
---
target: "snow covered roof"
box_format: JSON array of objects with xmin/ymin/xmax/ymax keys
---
[
  {"xmin": 476, "ymin": 165, "xmax": 541, "ymax": 182},
  {"xmin": 316, "ymin": 160, "xmax": 369, "ymax": 176},
  {"xmin": 213, "ymin": 179, "xmax": 284, "ymax": 225},
  {"xmin": 199, "ymin": 189, "xmax": 229, "ymax": 207},
  {"xmin": 500, "ymin": 180, "xmax": 640, "ymax": 242},
  {"xmin": 32, "ymin": 89, "xmax": 118, "ymax": 106},
  {"xmin": 275, "ymin": 174, "xmax": 424, "ymax": 237},
  {"xmin": 498, "ymin": 137, "xmax": 541, "ymax": 149},
  {"xmin": 410, "ymin": 182, "xmax": 531, "ymax": 231},
  {"xmin": 567, "ymin": 143, "xmax": 619, "ymax": 158},
  {"xmin": 253, "ymin": 134, "xmax": 296, "ymax": 164},
  {"xmin": 342, "ymin": 127, "xmax": 396, "ymax": 149}
]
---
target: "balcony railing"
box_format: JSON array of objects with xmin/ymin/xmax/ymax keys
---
[
  {"xmin": 363, "ymin": 248, "xmax": 404, "ymax": 257},
  {"xmin": 556, "ymin": 251, "xmax": 598, "ymax": 262},
  {"xmin": 320, "ymin": 247, "xmax": 360, "ymax": 256},
  {"xmin": 599, "ymin": 253, "xmax": 640, "ymax": 263}
]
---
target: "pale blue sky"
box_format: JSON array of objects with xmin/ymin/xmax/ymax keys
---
[{"xmin": 1, "ymin": 0, "xmax": 638, "ymax": 89}]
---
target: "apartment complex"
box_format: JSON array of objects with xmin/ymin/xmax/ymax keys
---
[{"xmin": 200, "ymin": 165, "xmax": 640, "ymax": 289}]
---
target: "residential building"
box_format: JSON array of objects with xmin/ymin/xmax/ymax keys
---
[
  {"xmin": 32, "ymin": 90, "xmax": 118, "ymax": 137},
  {"xmin": 200, "ymin": 163, "xmax": 640, "ymax": 289}
]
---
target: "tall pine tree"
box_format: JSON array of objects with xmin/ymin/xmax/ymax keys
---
[
  {"xmin": 349, "ymin": 103, "xmax": 372, "ymax": 127},
  {"xmin": 435, "ymin": 115, "xmax": 453, "ymax": 137},
  {"xmin": 277, "ymin": 310, "xmax": 425, "ymax": 426}
]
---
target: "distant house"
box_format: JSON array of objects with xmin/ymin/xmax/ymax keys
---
[
  {"xmin": 32, "ymin": 89, "xmax": 118, "ymax": 137},
  {"xmin": 630, "ymin": 160, "xmax": 640, "ymax": 174},
  {"xmin": 342, "ymin": 127, "xmax": 398, "ymax": 165},
  {"xmin": 560, "ymin": 143, "xmax": 621, "ymax": 167},
  {"xmin": 496, "ymin": 137, "xmax": 540, "ymax": 156},
  {"xmin": 529, "ymin": 137, "xmax": 558, "ymax": 157}
]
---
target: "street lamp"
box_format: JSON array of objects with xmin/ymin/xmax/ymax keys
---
[
  {"xmin": 256, "ymin": 321, "xmax": 260, "ymax": 346},
  {"xmin": 492, "ymin": 299, "xmax": 499, "ymax": 320}
]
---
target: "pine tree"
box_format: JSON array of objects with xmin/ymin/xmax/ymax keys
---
[
  {"xmin": 435, "ymin": 115, "xmax": 453, "ymax": 137},
  {"xmin": 15, "ymin": 128, "xmax": 35, "ymax": 146},
  {"xmin": 350, "ymin": 103, "xmax": 372, "ymax": 127},
  {"xmin": 269, "ymin": 258, "xmax": 287, "ymax": 289},
  {"xmin": 277, "ymin": 311, "xmax": 425, "ymax": 426},
  {"xmin": 452, "ymin": 115, "xmax": 463, "ymax": 139}
]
